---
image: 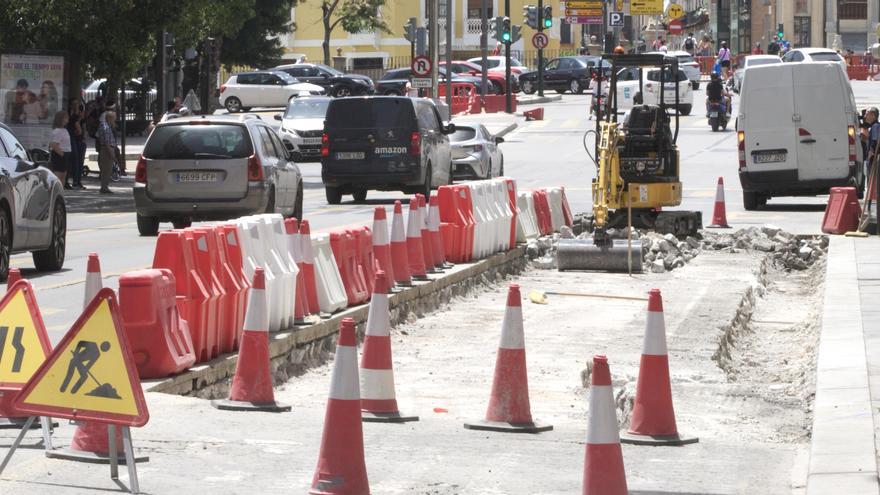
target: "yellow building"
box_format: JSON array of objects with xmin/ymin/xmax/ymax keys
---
[{"xmin": 279, "ymin": 0, "xmax": 581, "ymax": 70}]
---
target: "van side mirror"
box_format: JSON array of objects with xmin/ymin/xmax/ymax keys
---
[{"xmin": 443, "ymin": 123, "xmax": 456, "ymax": 135}]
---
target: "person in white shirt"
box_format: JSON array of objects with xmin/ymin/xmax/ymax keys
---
[{"xmin": 49, "ymin": 110, "xmax": 72, "ymax": 186}]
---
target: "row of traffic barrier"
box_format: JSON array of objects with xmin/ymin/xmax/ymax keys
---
[
  {"xmin": 513, "ymin": 186, "xmax": 574, "ymax": 241},
  {"xmin": 437, "ymin": 178, "xmax": 519, "ymax": 262}
]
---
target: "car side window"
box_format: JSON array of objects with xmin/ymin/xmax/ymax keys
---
[
  {"xmin": 237, "ymin": 74, "xmax": 255, "ymax": 84},
  {"xmin": 545, "ymin": 59, "xmax": 560, "ymax": 71},
  {"xmin": 416, "ymin": 104, "xmax": 438, "ymax": 132},
  {"xmin": 0, "ymin": 128, "xmax": 28, "ymax": 161},
  {"xmin": 304, "ymin": 67, "xmax": 320, "ymax": 77},
  {"xmin": 257, "ymin": 126, "xmax": 279, "ymax": 159},
  {"xmin": 793, "ymin": 52, "xmax": 805, "ymax": 62},
  {"xmin": 782, "ymin": 52, "xmax": 793, "ymax": 62},
  {"xmin": 268, "ymin": 131, "xmax": 288, "ymax": 159},
  {"xmin": 286, "ymin": 67, "xmax": 305, "ymax": 77}
]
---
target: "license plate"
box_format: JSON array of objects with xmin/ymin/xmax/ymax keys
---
[
  {"xmin": 177, "ymin": 172, "xmax": 218, "ymax": 183},
  {"xmin": 336, "ymin": 151, "xmax": 364, "ymax": 160},
  {"xmin": 754, "ymin": 152, "xmax": 787, "ymax": 164},
  {"xmin": 301, "ymin": 137, "xmax": 322, "ymax": 145},
  {"xmin": 709, "ymin": 111, "xmax": 718, "ymax": 117}
]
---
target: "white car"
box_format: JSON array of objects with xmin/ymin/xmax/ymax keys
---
[
  {"xmin": 648, "ymin": 51, "xmax": 701, "ymax": 89},
  {"xmin": 449, "ymin": 124, "xmax": 504, "ymax": 180},
  {"xmin": 219, "ymin": 70, "xmax": 325, "ymax": 113},
  {"xmin": 781, "ymin": 48, "xmax": 847, "ymax": 75},
  {"xmin": 615, "ymin": 67, "xmax": 694, "ymax": 115},
  {"xmin": 733, "ymin": 55, "xmax": 781, "ymax": 93},
  {"xmin": 275, "ymin": 96, "xmax": 331, "ymax": 161},
  {"xmin": 466, "ymin": 56, "xmax": 529, "ymax": 74}
]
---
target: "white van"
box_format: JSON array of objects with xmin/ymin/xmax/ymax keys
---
[{"xmin": 736, "ymin": 62, "xmax": 864, "ymax": 210}]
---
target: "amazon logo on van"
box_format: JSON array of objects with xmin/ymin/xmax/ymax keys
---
[{"xmin": 375, "ymin": 146, "xmax": 408, "ymax": 155}]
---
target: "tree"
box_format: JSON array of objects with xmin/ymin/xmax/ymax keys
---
[
  {"xmin": 317, "ymin": 0, "xmax": 390, "ymax": 65},
  {"xmin": 221, "ymin": 0, "xmax": 299, "ymax": 68}
]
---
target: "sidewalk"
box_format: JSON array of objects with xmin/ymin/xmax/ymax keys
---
[{"xmin": 806, "ymin": 235, "xmax": 880, "ymax": 493}]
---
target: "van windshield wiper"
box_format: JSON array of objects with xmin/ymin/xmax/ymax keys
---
[{"xmin": 192, "ymin": 152, "xmax": 234, "ymax": 159}]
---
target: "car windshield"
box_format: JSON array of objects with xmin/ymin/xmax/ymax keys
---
[
  {"xmin": 284, "ymin": 98, "xmax": 330, "ymax": 119},
  {"xmin": 326, "ymin": 99, "xmax": 415, "ymax": 129},
  {"xmin": 509, "ymin": 58, "xmax": 525, "ymax": 67},
  {"xmin": 450, "ymin": 127, "xmax": 476, "ymax": 142},
  {"xmin": 646, "ymin": 69, "xmax": 688, "ymax": 82},
  {"xmin": 315, "ymin": 64, "xmax": 343, "ymax": 76},
  {"xmin": 810, "ymin": 52, "xmax": 843, "ymax": 62},
  {"xmin": 746, "ymin": 58, "xmax": 778, "ymax": 68},
  {"xmin": 143, "ymin": 124, "xmax": 252, "ymax": 159}
]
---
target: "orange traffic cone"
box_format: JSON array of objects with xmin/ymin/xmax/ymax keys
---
[
  {"xmin": 707, "ymin": 177, "xmax": 730, "ymax": 228},
  {"xmin": 406, "ymin": 198, "xmax": 428, "ymax": 281},
  {"xmin": 371, "ymin": 207, "xmax": 395, "ymax": 286},
  {"xmin": 49, "ymin": 253, "xmax": 148, "ymax": 464},
  {"xmin": 310, "ymin": 318, "xmax": 370, "ymax": 494},
  {"xmin": 464, "ymin": 284, "xmax": 552, "ymax": 433},
  {"xmin": 212, "ymin": 267, "xmax": 291, "ymax": 412},
  {"xmin": 360, "ymin": 271, "xmax": 417, "ymax": 423},
  {"xmin": 583, "ymin": 355, "xmax": 628, "ymax": 495},
  {"xmin": 390, "ymin": 200, "xmax": 412, "ymax": 286},
  {"xmin": 620, "ymin": 289, "xmax": 698, "ymax": 446}
]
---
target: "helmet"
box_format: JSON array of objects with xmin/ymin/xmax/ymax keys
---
[{"xmin": 613, "ymin": 46, "xmax": 625, "ymax": 55}]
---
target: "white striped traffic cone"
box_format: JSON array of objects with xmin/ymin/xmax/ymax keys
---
[
  {"xmin": 708, "ymin": 176, "xmax": 730, "ymax": 228},
  {"xmin": 406, "ymin": 198, "xmax": 428, "ymax": 280},
  {"xmin": 360, "ymin": 270, "xmax": 417, "ymax": 423},
  {"xmin": 310, "ymin": 318, "xmax": 370, "ymax": 495},
  {"xmin": 389, "ymin": 201, "xmax": 412, "ymax": 287},
  {"xmin": 620, "ymin": 289, "xmax": 697, "ymax": 446},
  {"xmin": 371, "ymin": 207, "xmax": 396, "ymax": 287},
  {"xmin": 582, "ymin": 355, "xmax": 628, "ymax": 495},
  {"xmin": 464, "ymin": 284, "xmax": 551, "ymax": 433}
]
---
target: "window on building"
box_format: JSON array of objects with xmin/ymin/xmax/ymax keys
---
[
  {"xmin": 794, "ymin": 0, "xmax": 809, "ymax": 15},
  {"xmin": 560, "ymin": 19, "xmax": 572, "ymax": 44},
  {"xmin": 839, "ymin": 0, "xmax": 867, "ymax": 20},
  {"xmin": 794, "ymin": 16, "xmax": 810, "ymax": 47},
  {"xmin": 467, "ymin": 0, "xmax": 492, "ymax": 18}
]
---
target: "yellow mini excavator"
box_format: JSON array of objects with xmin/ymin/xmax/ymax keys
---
[{"xmin": 557, "ymin": 54, "xmax": 702, "ymax": 272}]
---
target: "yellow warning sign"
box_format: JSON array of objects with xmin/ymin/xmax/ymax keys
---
[
  {"xmin": 0, "ymin": 281, "xmax": 52, "ymax": 390},
  {"xmin": 14, "ymin": 288, "xmax": 149, "ymax": 427}
]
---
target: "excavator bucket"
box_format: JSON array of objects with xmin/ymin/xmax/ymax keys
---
[{"xmin": 556, "ymin": 239, "xmax": 643, "ymax": 273}]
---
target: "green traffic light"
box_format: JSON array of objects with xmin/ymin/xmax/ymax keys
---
[
  {"xmin": 777, "ymin": 32, "xmax": 783, "ymax": 38},
  {"xmin": 544, "ymin": 19, "xmax": 552, "ymax": 28},
  {"xmin": 502, "ymin": 32, "xmax": 511, "ymax": 42}
]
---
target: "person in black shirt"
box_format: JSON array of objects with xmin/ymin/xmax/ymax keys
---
[{"xmin": 705, "ymin": 73, "xmax": 731, "ymax": 116}]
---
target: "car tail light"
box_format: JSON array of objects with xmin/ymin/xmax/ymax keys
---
[
  {"xmin": 220, "ymin": 85, "xmax": 226, "ymax": 94},
  {"xmin": 848, "ymin": 125, "xmax": 857, "ymax": 164},
  {"xmin": 248, "ymin": 154, "xmax": 264, "ymax": 181},
  {"xmin": 321, "ymin": 133, "xmax": 329, "ymax": 158},
  {"xmin": 466, "ymin": 144, "xmax": 484, "ymax": 153},
  {"xmin": 135, "ymin": 155, "xmax": 147, "ymax": 183},
  {"xmin": 737, "ymin": 131, "xmax": 746, "ymax": 171},
  {"xmin": 409, "ymin": 131, "xmax": 421, "ymax": 156}
]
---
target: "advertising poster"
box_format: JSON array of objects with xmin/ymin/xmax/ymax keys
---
[{"xmin": 0, "ymin": 53, "xmax": 66, "ymax": 149}]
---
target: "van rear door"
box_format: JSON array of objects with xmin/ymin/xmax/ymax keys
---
[
  {"xmin": 324, "ymin": 98, "xmax": 416, "ymax": 169},
  {"xmin": 740, "ymin": 64, "xmax": 798, "ymax": 178},
  {"xmin": 792, "ymin": 63, "xmax": 850, "ymax": 181}
]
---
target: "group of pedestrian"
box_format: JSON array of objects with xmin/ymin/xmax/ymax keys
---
[{"xmin": 47, "ymin": 96, "xmax": 120, "ymax": 194}]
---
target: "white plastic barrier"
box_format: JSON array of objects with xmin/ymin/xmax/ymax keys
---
[
  {"xmin": 234, "ymin": 217, "xmax": 283, "ymax": 331},
  {"xmin": 254, "ymin": 215, "xmax": 295, "ymax": 331},
  {"xmin": 310, "ymin": 232, "xmax": 348, "ymax": 314},
  {"xmin": 493, "ymin": 179, "xmax": 514, "ymax": 251},
  {"xmin": 461, "ymin": 179, "xmax": 519, "ymax": 260},
  {"xmin": 546, "ymin": 187, "xmax": 567, "ymax": 232},
  {"xmin": 501, "ymin": 178, "xmax": 519, "ymax": 248},
  {"xmin": 516, "ymin": 190, "xmax": 540, "ymax": 242},
  {"xmin": 262, "ymin": 214, "xmax": 300, "ymax": 328}
]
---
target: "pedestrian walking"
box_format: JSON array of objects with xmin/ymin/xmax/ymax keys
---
[
  {"xmin": 96, "ymin": 110, "xmax": 117, "ymax": 194},
  {"xmin": 767, "ymin": 36, "xmax": 780, "ymax": 56},
  {"xmin": 652, "ymin": 37, "xmax": 663, "ymax": 51},
  {"xmin": 683, "ymin": 32, "xmax": 697, "ymax": 56},
  {"xmin": 67, "ymin": 99, "xmax": 87, "ymax": 189},
  {"xmin": 717, "ymin": 41, "xmax": 731, "ymax": 81},
  {"xmin": 659, "ymin": 39, "xmax": 668, "ymax": 53},
  {"xmin": 49, "ymin": 110, "xmax": 72, "ymax": 186},
  {"xmin": 752, "ymin": 42, "xmax": 763, "ymax": 55}
]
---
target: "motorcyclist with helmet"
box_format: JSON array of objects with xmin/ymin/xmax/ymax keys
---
[{"xmin": 705, "ymin": 72, "xmax": 731, "ymax": 117}]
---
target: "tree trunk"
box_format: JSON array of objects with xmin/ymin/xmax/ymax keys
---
[{"xmin": 322, "ymin": 6, "xmax": 332, "ymax": 65}]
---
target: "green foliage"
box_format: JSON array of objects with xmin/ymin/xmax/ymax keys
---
[
  {"xmin": 316, "ymin": 0, "xmax": 390, "ymax": 64},
  {"xmin": 222, "ymin": 0, "xmax": 298, "ymax": 68}
]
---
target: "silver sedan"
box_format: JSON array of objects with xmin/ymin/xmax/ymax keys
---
[{"xmin": 449, "ymin": 124, "xmax": 504, "ymax": 180}]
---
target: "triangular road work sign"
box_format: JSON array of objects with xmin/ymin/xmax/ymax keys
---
[
  {"xmin": 13, "ymin": 288, "xmax": 149, "ymax": 427},
  {"xmin": 0, "ymin": 280, "xmax": 52, "ymax": 391}
]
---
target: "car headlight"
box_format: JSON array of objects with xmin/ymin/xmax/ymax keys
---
[{"xmin": 282, "ymin": 127, "xmax": 299, "ymax": 137}]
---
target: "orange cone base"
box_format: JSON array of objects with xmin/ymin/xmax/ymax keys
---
[
  {"xmin": 362, "ymin": 411, "xmax": 419, "ymax": 423},
  {"xmin": 211, "ymin": 398, "xmax": 292, "ymax": 413},
  {"xmin": 583, "ymin": 443, "xmax": 627, "ymax": 495},
  {"xmin": 47, "ymin": 423, "xmax": 149, "ymax": 464},
  {"xmin": 619, "ymin": 430, "xmax": 698, "ymax": 446},
  {"xmin": 463, "ymin": 419, "xmax": 553, "ymax": 433}
]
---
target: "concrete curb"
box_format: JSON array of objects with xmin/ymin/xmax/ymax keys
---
[
  {"xmin": 145, "ymin": 246, "xmax": 527, "ymax": 397},
  {"xmin": 805, "ymin": 236, "xmax": 879, "ymax": 494},
  {"xmin": 518, "ymin": 94, "xmax": 563, "ymax": 105}
]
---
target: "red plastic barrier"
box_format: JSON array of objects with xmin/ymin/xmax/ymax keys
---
[
  {"xmin": 352, "ymin": 226, "xmax": 376, "ymax": 295},
  {"xmin": 208, "ymin": 226, "xmax": 244, "ymax": 353},
  {"xmin": 152, "ymin": 231, "xmax": 211, "ymax": 363},
  {"xmin": 119, "ymin": 269, "xmax": 196, "ymax": 378},
  {"xmin": 186, "ymin": 228, "xmax": 224, "ymax": 360},
  {"xmin": 285, "ymin": 218, "xmax": 312, "ymax": 321},
  {"xmin": 482, "ymin": 95, "xmax": 516, "ymax": 113},
  {"xmin": 560, "ymin": 186, "xmax": 574, "ymax": 227},
  {"xmin": 532, "ymin": 189, "xmax": 553, "ymax": 235},
  {"xmin": 821, "ymin": 187, "xmax": 861, "ymax": 234},
  {"xmin": 300, "ymin": 220, "xmax": 321, "ymax": 314},
  {"xmin": 523, "ymin": 108, "xmax": 544, "ymax": 121},
  {"xmin": 438, "ymin": 185, "xmax": 475, "ymax": 263},
  {"xmin": 330, "ymin": 230, "xmax": 369, "ymax": 306},
  {"xmin": 847, "ymin": 65, "xmax": 869, "ymax": 80},
  {"xmin": 503, "ymin": 179, "xmax": 518, "ymax": 248},
  {"xmin": 217, "ymin": 225, "xmax": 250, "ymax": 350}
]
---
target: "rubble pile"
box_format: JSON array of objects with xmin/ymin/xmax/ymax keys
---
[{"xmin": 700, "ymin": 226, "xmax": 828, "ymax": 271}]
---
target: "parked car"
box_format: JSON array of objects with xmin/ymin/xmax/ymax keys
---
[
  {"xmin": 133, "ymin": 114, "xmax": 304, "ymax": 235},
  {"xmin": 449, "ymin": 124, "xmax": 504, "ymax": 180},
  {"xmin": 275, "ymin": 96, "xmax": 331, "ymax": 161},
  {"xmin": 0, "ymin": 123, "xmax": 67, "ymax": 280},
  {"xmin": 440, "ymin": 60, "xmax": 518, "ymax": 94},
  {"xmin": 321, "ymin": 96, "xmax": 455, "ymax": 204},
  {"xmin": 736, "ymin": 62, "xmax": 862, "ymax": 209},
  {"xmin": 518, "ymin": 56, "xmax": 611, "ymax": 95},
  {"xmin": 273, "ymin": 63, "xmax": 375, "ymax": 97},
  {"xmin": 782, "ymin": 48, "xmax": 847, "ymax": 75},
  {"xmin": 733, "ymin": 55, "xmax": 781, "ymax": 93},
  {"xmin": 375, "ymin": 68, "xmax": 482, "ymax": 96},
  {"xmin": 614, "ymin": 66, "xmax": 694, "ymax": 115},
  {"xmin": 219, "ymin": 71, "xmax": 325, "ymax": 113},
  {"xmin": 466, "ymin": 56, "xmax": 529, "ymax": 74},
  {"xmin": 648, "ymin": 50, "xmax": 701, "ymax": 89}
]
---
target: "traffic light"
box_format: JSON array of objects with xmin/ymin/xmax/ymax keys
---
[
  {"xmin": 523, "ymin": 5, "xmax": 538, "ymax": 29},
  {"xmin": 542, "ymin": 6, "xmax": 553, "ymax": 29},
  {"xmin": 404, "ymin": 17, "xmax": 417, "ymax": 43},
  {"xmin": 511, "ymin": 25, "xmax": 522, "ymax": 43},
  {"xmin": 501, "ymin": 17, "xmax": 511, "ymax": 42},
  {"xmin": 777, "ymin": 23, "xmax": 784, "ymax": 39}
]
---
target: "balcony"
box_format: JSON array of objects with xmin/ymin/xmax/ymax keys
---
[{"xmin": 839, "ymin": 1, "xmax": 867, "ymax": 20}]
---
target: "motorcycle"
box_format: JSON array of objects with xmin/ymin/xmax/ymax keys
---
[{"xmin": 707, "ymin": 99, "xmax": 729, "ymax": 132}]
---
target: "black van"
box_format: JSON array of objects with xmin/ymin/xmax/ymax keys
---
[{"xmin": 321, "ymin": 97, "xmax": 455, "ymax": 204}]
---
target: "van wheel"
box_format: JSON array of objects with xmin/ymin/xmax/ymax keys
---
[
  {"xmin": 352, "ymin": 188, "xmax": 367, "ymax": 203},
  {"xmin": 743, "ymin": 191, "xmax": 759, "ymax": 211},
  {"xmin": 137, "ymin": 214, "xmax": 160, "ymax": 236},
  {"xmin": 325, "ymin": 186, "xmax": 342, "ymax": 205},
  {"xmin": 0, "ymin": 206, "xmax": 9, "ymax": 281},
  {"xmin": 679, "ymin": 104, "xmax": 692, "ymax": 116},
  {"xmin": 293, "ymin": 182, "xmax": 304, "ymax": 219}
]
